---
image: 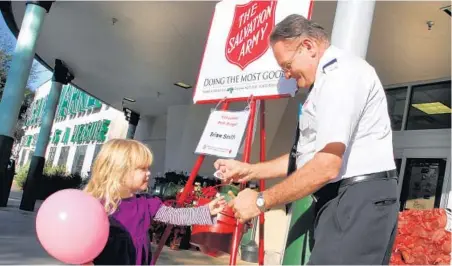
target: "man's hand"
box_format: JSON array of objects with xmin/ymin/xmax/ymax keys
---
[
  {"xmin": 228, "ymin": 189, "xmax": 261, "ymax": 223},
  {"xmin": 213, "ymin": 159, "xmax": 256, "ymax": 183}
]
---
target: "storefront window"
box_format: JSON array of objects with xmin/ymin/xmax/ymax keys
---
[
  {"xmin": 19, "ymin": 149, "xmax": 27, "ymax": 167},
  {"xmin": 57, "ymin": 146, "xmax": 70, "ymax": 171},
  {"xmin": 406, "ymin": 81, "xmax": 451, "ymax": 130},
  {"xmin": 47, "ymin": 147, "xmax": 57, "ymax": 166},
  {"xmin": 92, "ymin": 144, "xmax": 103, "ymax": 162},
  {"xmin": 385, "ymin": 87, "xmax": 408, "ymax": 131},
  {"xmin": 27, "ymin": 151, "xmax": 34, "ymax": 165},
  {"xmin": 72, "ymin": 145, "xmax": 87, "ymax": 175}
]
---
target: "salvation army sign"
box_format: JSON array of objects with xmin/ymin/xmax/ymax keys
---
[
  {"xmin": 193, "ymin": 0, "xmax": 313, "ymax": 103},
  {"xmin": 225, "ymin": 1, "xmax": 276, "ymax": 70}
]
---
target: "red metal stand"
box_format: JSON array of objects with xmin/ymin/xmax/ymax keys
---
[
  {"xmin": 258, "ymin": 101, "xmax": 266, "ymax": 265},
  {"xmin": 152, "ymin": 99, "xmax": 265, "ymax": 266},
  {"xmin": 228, "ymin": 98, "xmax": 257, "ymax": 265}
]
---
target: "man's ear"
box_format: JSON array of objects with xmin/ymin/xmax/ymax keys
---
[{"xmin": 302, "ymin": 38, "xmax": 312, "ymax": 49}]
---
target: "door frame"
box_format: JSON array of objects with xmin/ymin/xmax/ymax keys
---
[{"xmin": 395, "ymin": 148, "xmax": 451, "ymax": 209}]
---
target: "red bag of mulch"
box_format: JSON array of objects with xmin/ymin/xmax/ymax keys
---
[{"xmin": 390, "ymin": 208, "xmax": 451, "ymax": 265}]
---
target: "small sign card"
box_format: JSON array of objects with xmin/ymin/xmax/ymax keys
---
[{"xmin": 195, "ymin": 109, "xmax": 250, "ymax": 158}]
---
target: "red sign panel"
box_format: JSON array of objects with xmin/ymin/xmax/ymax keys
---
[{"xmin": 225, "ymin": 1, "xmax": 277, "ymax": 70}]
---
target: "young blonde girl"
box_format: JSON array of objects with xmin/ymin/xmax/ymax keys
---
[{"xmin": 84, "ymin": 139, "xmax": 225, "ymax": 265}]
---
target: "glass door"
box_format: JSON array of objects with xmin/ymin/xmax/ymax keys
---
[{"xmin": 399, "ymin": 158, "xmax": 447, "ymax": 211}]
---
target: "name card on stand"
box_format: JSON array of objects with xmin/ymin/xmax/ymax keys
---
[{"xmin": 195, "ymin": 109, "xmax": 250, "ymax": 158}]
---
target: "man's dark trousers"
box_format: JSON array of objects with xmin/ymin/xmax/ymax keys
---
[{"xmin": 307, "ymin": 177, "xmax": 399, "ymax": 265}]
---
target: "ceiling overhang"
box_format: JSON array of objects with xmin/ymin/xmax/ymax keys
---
[{"xmin": 1, "ymin": 1, "xmax": 450, "ymax": 117}]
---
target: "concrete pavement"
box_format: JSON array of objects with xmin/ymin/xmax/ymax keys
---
[
  {"xmin": 0, "ymin": 190, "xmax": 58, "ymax": 264},
  {"xmin": 0, "ymin": 188, "xmax": 256, "ymax": 265}
]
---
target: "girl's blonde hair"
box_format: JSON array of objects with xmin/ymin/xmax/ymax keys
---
[{"xmin": 84, "ymin": 139, "xmax": 153, "ymax": 214}]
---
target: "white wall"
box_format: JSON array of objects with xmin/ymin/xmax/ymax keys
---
[
  {"xmin": 165, "ymin": 105, "xmax": 187, "ymax": 173},
  {"xmin": 134, "ymin": 114, "xmax": 167, "ymax": 175},
  {"xmin": 165, "ymin": 103, "xmax": 220, "ymax": 176}
]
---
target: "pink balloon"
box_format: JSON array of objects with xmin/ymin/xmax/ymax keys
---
[{"xmin": 36, "ymin": 189, "xmax": 109, "ymax": 264}]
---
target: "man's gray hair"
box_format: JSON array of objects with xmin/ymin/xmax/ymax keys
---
[{"xmin": 270, "ymin": 14, "xmax": 329, "ymax": 44}]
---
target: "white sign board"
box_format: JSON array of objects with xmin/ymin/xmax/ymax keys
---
[
  {"xmin": 195, "ymin": 110, "xmax": 250, "ymax": 158},
  {"xmin": 193, "ymin": 0, "xmax": 313, "ymax": 103}
]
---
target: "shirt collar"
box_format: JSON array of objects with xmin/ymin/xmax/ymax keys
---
[{"xmin": 315, "ymin": 45, "xmax": 342, "ymax": 79}]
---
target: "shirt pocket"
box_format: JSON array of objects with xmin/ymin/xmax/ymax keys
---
[{"xmin": 299, "ymin": 102, "xmax": 316, "ymax": 140}]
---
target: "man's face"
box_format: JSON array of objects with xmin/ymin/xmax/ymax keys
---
[{"xmin": 271, "ymin": 38, "xmax": 319, "ymax": 89}]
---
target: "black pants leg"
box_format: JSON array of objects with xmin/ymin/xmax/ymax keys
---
[{"xmin": 308, "ymin": 178, "xmax": 399, "ymax": 265}]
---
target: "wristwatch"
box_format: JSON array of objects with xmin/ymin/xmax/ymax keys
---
[{"xmin": 256, "ymin": 192, "xmax": 266, "ymax": 212}]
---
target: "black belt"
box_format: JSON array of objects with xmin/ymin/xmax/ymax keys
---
[
  {"xmin": 339, "ymin": 169, "xmax": 398, "ymax": 188},
  {"xmin": 312, "ymin": 170, "xmax": 398, "ymax": 203}
]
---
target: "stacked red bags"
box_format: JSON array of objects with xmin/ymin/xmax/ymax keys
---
[{"xmin": 390, "ymin": 209, "xmax": 451, "ymax": 265}]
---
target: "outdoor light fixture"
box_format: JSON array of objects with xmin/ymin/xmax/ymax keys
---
[
  {"xmin": 123, "ymin": 97, "xmax": 136, "ymax": 103},
  {"xmin": 412, "ymin": 102, "xmax": 452, "ymax": 115},
  {"xmin": 440, "ymin": 5, "xmax": 451, "ymax": 16},
  {"xmin": 174, "ymin": 82, "xmax": 192, "ymax": 89}
]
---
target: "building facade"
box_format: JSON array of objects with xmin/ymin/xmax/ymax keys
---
[
  {"xmin": 1, "ymin": 1, "xmax": 450, "ymax": 264},
  {"xmin": 16, "ymin": 80, "xmax": 128, "ymax": 177}
]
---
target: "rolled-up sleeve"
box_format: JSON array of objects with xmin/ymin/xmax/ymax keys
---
[{"xmin": 315, "ymin": 67, "xmax": 371, "ymax": 152}]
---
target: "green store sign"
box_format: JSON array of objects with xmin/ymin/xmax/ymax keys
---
[
  {"xmin": 25, "ymin": 84, "xmax": 103, "ymax": 127},
  {"xmin": 24, "ymin": 119, "xmax": 111, "ymax": 147},
  {"xmin": 70, "ymin": 119, "xmax": 111, "ymax": 144},
  {"xmin": 50, "ymin": 119, "xmax": 111, "ymax": 145},
  {"xmin": 56, "ymin": 85, "xmax": 102, "ymax": 120},
  {"xmin": 25, "ymin": 98, "xmax": 46, "ymax": 127}
]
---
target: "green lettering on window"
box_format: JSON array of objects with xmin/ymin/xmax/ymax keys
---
[
  {"xmin": 71, "ymin": 125, "xmax": 79, "ymax": 143},
  {"xmin": 25, "ymin": 135, "xmax": 33, "ymax": 147},
  {"xmin": 52, "ymin": 129, "xmax": 62, "ymax": 144},
  {"xmin": 62, "ymin": 127, "xmax": 71, "ymax": 144},
  {"xmin": 97, "ymin": 119, "xmax": 111, "ymax": 142}
]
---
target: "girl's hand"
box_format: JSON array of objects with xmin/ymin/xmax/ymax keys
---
[{"xmin": 208, "ymin": 196, "xmax": 226, "ymax": 215}]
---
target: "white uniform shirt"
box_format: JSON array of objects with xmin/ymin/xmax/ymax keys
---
[{"xmin": 296, "ymin": 45, "xmax": 395, "ymax": 182}]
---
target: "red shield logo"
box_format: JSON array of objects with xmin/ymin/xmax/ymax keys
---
[{"xmin": 225, "ymin": 0, "xmax": 277, "ymax": 70}]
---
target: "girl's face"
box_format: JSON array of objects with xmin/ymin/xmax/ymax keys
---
[{"xmin": 125, "ymin": 166, "xmax": 151, "ymax": 193}]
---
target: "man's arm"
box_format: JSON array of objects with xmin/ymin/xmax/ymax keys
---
[
  {"xmin": 262, "ymin": 143, "xmax": 344, "ymax": 208},
  {"xmin": 251, "ymin": 153, "xmax": 289, "ymax": 180},
  {"xmin": 214, "ymin": 153, "xmax": 289, "ymax": 183}
]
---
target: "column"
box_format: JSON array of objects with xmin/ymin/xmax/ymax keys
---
[
  {"xmin": 330, "ymin": 0, "xmax": 376, "ymax": 59},
  {"xmin": 124, "ymin": 108, "xmax": 140, "ymax": 139},
  {"xmin": 0, "ymin": 1, "xmax": 52, "ymax": 207},
  {"xmin": 20, "ymin": 59, "xmax": 74, "ymax": 211}
]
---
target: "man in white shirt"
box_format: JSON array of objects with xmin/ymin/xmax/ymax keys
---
[{"xmin": 214, "ymin": 14, "xmax": 399, "ymax": 264}]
